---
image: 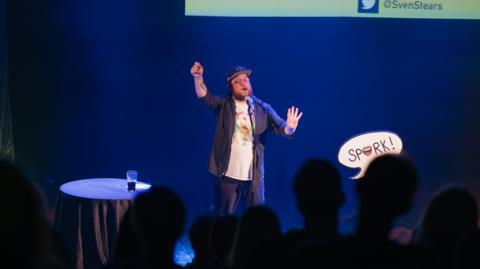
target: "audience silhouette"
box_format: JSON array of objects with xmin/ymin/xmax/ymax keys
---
[
  {"xmin": 185, "ymin": 213, "xmax": 216, "ymax": 269},
  {"xmin": 416, "ymin": 186, "xmax": 479, "ymax": 269},
  {"xmin": 106, "ymin": 186, "xmax": 186, "ymax": 269},
  {"xmin": 235, "ymin": 206, "xmax": 282, "ymax": 269},
  {"xmin": 4, "ymin": 154, "xmax": 480, "ymax": 269},
  {"xmin": 284, "ymin": 158, "xmax": 345, "ymax": 269},
  {"xmin": 0, "ymin": 159, "xmax": 68, "ymax": 269}
]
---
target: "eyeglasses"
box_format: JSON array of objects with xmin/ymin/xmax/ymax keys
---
[{"xmin": 231, "ymin": 77, "xmax": 249, "ymax": 85}]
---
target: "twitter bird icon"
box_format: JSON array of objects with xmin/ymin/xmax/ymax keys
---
[{"xmin": 358, "ymin": 0, "xmax": 379, "ymax": 13}]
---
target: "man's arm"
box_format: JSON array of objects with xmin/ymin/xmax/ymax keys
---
[
  {"xmin": 191, "ymin": 61, "xmax": 207, "ymax": 98},
  {"xmin": 190, "ymin": 61, "xmax": 225, "ymax": 112},
  {"xmin": 265, "ymin": 104, "xmax": 303, "ymax": 137}
]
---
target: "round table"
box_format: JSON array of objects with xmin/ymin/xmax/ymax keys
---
[{"xmin": 54, "ymin": 178, "xmax": 151, "ymax": 269}]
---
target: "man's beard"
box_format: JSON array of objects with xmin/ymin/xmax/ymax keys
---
[
  {"xmin": 232, "ymin": 87, "xmax": 252, "ymax": 101},
  {"xmin": 233, "ymin": 94, "xmax": 247, "ymax": 101}
]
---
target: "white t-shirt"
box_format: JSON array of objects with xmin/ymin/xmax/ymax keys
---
[{"xmin": 225, "ymin": 100, "xmax": 254, "ymax": 181}]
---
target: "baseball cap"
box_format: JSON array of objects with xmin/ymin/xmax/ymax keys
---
[{"xmin": 226, "ymin": 66, "xmax": 252, "ymax": 84}]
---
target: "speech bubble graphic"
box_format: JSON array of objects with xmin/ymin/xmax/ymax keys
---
[{"xmin": 338, "ymin": 131, "xmax": 403, "ymax": 179}]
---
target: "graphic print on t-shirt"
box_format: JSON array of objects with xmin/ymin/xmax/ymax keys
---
[
  {"xmin": 225, "ymin": 101, "xmax": 254, "ymax": 181},
  {"xmin": 235, "ymin": 110, "xmax": 254, "ymax": 145}
]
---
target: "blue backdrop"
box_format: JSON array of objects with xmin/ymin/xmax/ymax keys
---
[{"xmin": 7, "ymin": 0, "xmax": 480, "ymax": 233}]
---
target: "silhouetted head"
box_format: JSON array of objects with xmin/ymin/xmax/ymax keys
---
[
  {"xmin": 293, "ymin": 159, "xmax": 345, "ymax": 217},
  {"xmin": 0, "ymin": 159, "xmax": 51, "ymax": 267},
  {"xmin": 188, "ymin": 213, "xmax": 216, "ymax": 263},
  {"xmin": 420, "ymin": 186, "xmax": 478, "ymax": 248},
  {"xmin": 236, "ymin": 206, "xmax": 281, "ymax": 268},
  {"xmin": 239, "ymin": 205, "xmax": 281, "ymax": 245},
  {"xmin": 113, "ymin": 208, "xmax": 143, "ymax": 261},
  {"xmin": 209, "ymin": 215, "xmax": 239, "ymax": 262},
  {"xmin": 133, "ymin": 186, "xmax": 186, "ymax": 253},
  {"xmin": 357, "ymin": 154, "xmax": 418, "ymax": 217}
]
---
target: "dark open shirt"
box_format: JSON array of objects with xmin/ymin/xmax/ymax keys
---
[{"xmin": 200, "ymin": 91, "xmax": 292, "ymax": 191}]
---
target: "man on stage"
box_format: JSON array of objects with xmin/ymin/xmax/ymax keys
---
[{"xmin": 190, "ymin": 61, "xmax": 303, "ymax": 215}]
